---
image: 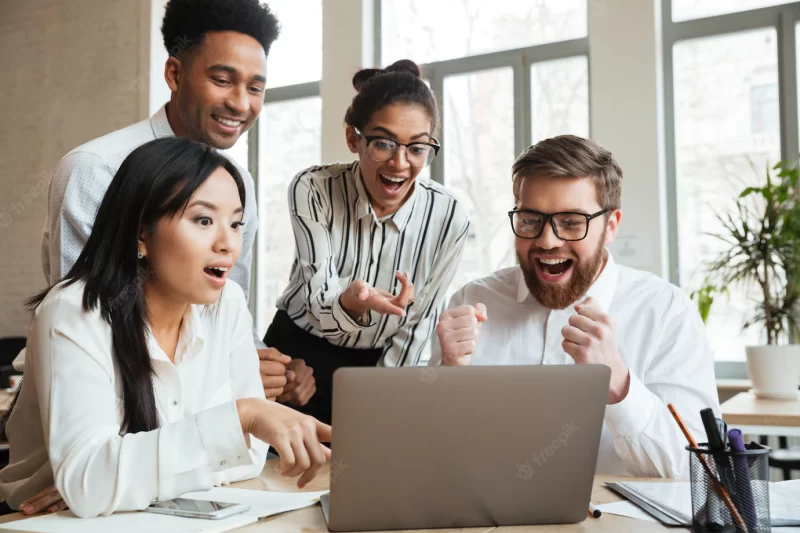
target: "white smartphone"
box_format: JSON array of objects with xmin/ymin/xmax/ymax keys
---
[{"xmin": 145, "ymin": 498, "xmax": 250, "ymax": 520}]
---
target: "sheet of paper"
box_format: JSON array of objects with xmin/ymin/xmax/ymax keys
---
[
  {"xmin": 179, "ymin": 487, "xmax": 329, "ymax": 518},
  {"xmin": 0, "ymin": 511, "xmax": 256, "ymax": 533},
  {"xmin": 596, "ymin": 500, "xmax": 658, "ymax": 522}
]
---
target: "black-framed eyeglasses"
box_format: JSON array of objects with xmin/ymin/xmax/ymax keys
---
[
  {"xmin": 507, "ymin": 209, "xmax": 609, "ymax": 241},
  {"xmin": 355, "ymin": 128, "xmax": 440, "ymax": 168}
]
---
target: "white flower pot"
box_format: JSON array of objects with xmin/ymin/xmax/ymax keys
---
[{"xmin": 745, "ymin": 345, "xmax": 800, "ymax": 400}]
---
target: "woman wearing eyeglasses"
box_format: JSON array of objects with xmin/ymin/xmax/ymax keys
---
[{"xmin": 264, "ymin": 59, "xmax": 470, "ymax": 425}]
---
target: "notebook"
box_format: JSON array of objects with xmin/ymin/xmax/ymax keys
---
[
  {"xmin": 0, "ymin": 511, "xmax": 256, "ymax": 533},
  {"xmin": 604, "ymin": 480, "xmax": 800, "ymax": 527}
]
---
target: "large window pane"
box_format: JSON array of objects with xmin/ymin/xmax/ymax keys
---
[
  {"xmin": 672, "ymin": 0, "xmax": 794, "ymax": 22},
  {"xmin": 444, "ymin": 68, "xmax": 516, "ymax": 293},
  {"xmin": 382, "ymin": 0, "xmax": 586, "ymax": 65},
  {"xmin": 256, "ymin": 97, "xmax": 322, "ymax": 334},
  {"xmin": 265, "ymin": 0, "xmax": 322, "ymax": 88},
  {"xmin": 222, "ymin": 131, "xmax": 249, "ymax": 172},
  {"xmin": 530, "ymin": 56, "xmax": 590, "ymax": 143},
  {"xmin": 673, "ymin": 29, "xmax": 779, "ymax": 360}
]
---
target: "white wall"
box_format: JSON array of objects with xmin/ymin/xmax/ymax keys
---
[
  {"xmin": 320, "ymin": 0, "xmax": 375, "ymax": 163},
  {"xmin": 0, "ymin": 0, "xmax": 152, "ymax": 338},
  {"xmin": 589, "ymin": 0, "xmax": 668, "ymax": 277}
]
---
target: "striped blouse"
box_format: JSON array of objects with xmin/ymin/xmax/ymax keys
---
[{"xmin": 276, "ymin": 161, "xmax": 470, "ymax": 367}]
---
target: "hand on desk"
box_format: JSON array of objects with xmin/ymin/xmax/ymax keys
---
[
  {"xmin": 561, "ymin": 297, "xmax": 630, "ymax": 404},
  {"xmin": 19, "ymin": 485, "xmax": 67, "ymax": 515},
  {"xmin": 278, "ymin": 359, "xmax": 316, "ymax": 407},
  {"xmin": 236, "ymin": 398, "xmax": 331, "ymax": 488},
  {"xmin": 340, "ymin": 272, "xmax": 414, "ymax": 321},
  {"xmin": 258, "ymin": 348, "xmax": 291, "ymax": 400},
  {"xmin": 436, "ymin": 303, "xmax": 488, "ymax": 366}
]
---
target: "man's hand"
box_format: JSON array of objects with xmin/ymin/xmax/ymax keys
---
[
  {"xmin": 278, "ymin": 359, "xmax": 316, "ymax": 407},
  {"xmin": 561, "ymin": 297, "xmax": 630, "ymax": 404},
  {"xmin": 20, "ymin": 485, "xmax": 67, "ymax": 515},
  {"xmin": 340, "ymin": 271, "xmax": 414, "ymax": 321},
  {"xmin": 257, "ymin": 348, "xmax": 291, "ymax": 400},
  {"xmin": 435, "ymin": 303, "xmax": 487, "ymax": 366}
]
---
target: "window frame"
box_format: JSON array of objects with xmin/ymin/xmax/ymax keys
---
[
  {"xmin": 662, "ymin": 0, "xmax": 800, "ymax": 376},
  {"xmin": 374, "ymin": 0, "xmax": 590, "ymax": 186},
  {"xmin": 247, "ymin": 80, "xmax": 321, "ymax": 327}
]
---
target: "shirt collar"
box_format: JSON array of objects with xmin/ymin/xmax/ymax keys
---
[
  {"xmin": 516, "ymin": 249, "xmax": 619, "ymax": 313},
  {"xmin": 146, "ymin": 303, "xmax": 206, "ymax": 364},
  {"xmin": 351, "ymin": 161, "xmax": 419, "ymax": 230},
  {"xmin": 150, "ymin": 104, "xmax": 176, "ymax": 139}
]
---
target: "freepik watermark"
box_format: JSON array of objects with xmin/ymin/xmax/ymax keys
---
[
  {"xmin": 330, "ymin": 459, "xmax": 348, "ymax": 485},
  {"xmin": 515, "ymin": 422, "xmax": 580, "ymax": 481}
]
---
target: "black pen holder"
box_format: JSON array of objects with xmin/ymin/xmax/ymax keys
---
[{"xmin": 687, "ymin": 443, "xmax": 771, "ymax": 533}]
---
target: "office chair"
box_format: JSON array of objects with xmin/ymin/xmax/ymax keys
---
[{"xmin": 759, "ymin": 435, "xmax": 800, "ymax": 480}]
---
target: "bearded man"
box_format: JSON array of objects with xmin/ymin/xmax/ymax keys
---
[{"xmin": 430, "ymin": 135, "xmax": 719, "ymax": 479}]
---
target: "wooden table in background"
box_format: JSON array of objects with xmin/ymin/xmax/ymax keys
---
[
  {"xmin": 0, "ymin": 459, "xmax": 677, "ymax": 532},
  {"xmin": 721, "ymin": 391, "xmax": 800, "ymax": 437},
  {"xmin": 0, "ymin": 389, "xmax": 14, "ymax": 417}
]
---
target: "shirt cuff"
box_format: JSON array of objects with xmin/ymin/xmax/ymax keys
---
[
  {"xmin": 196, "ymin": 400, "xmax": 253, "ymax": 472},
  {"xmin": 332, "ymin": 295, "xmax": 374, "ymax": 333},
  {"xmin": 604, "ymin": 371, "xmax": 657, "ymax": 438}
]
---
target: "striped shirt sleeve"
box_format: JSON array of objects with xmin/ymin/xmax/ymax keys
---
[{"xmin": 288, "ymin": 171, "xmax": 368, "ymax": 339}]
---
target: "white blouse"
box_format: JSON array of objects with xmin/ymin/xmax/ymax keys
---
[{"xmin": 0, "ymin": 279, "xmax": 267, "ymax": 517}]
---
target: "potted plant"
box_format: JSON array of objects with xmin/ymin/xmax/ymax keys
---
[{"xmin": 704, "ymin": 161, "xmax": 800, "ymax": 399}]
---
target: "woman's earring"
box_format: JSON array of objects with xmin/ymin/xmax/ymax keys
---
[{"xmin": 137, "ymin": 252, "xmax": 144, "ymax": 259}]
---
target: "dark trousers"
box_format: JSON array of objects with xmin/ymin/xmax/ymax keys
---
[{"xmin": 264, "ymin": 310, "xmax": 382, "ymax": 426}]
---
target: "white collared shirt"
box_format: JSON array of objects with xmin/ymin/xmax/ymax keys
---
[
  {"xmin": 278, "ymin": 162, "xmax": 470, "ymax": 367},
  {"xmin": 0, "ymin": 279, "xmax": 267, "ymax": 517},
  {"xmin": 40, "ymin": 104, "xmax": 257, "ymax": 301},
  {"xmin": 430, "ymin": 252, "xmax": 720, "ymax": 478}
]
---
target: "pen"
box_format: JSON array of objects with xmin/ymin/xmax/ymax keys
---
[
  {"xmin": 700, "ymin": 408, "xmax": 735, "ymax": 492},
  {"xmin": 667, "ymin": 403, "xmax": 748, "ymax": 533},
  {"xmin": 728, "ymin": 428, "xmax": 758, "ymax": 530},
  {"xmin": 588, "ymin": 502, "xmax": 601, "ymax": 518}
]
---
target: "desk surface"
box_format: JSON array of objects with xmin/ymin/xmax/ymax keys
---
[
  {"xmin": 0, "ymin": 460, "xmax": 675, "ymax": 532},
  {"xmin": 721, "ymin": 391, "xmax": 800, "ymax": 427}
]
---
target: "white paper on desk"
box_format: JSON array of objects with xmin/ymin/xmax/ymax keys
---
[
  {"xmin": 180, "ymin": 487, "xmax": 329, "ymax": 518},
  {"xmin": 596, "ymin": 500, "xmax": 658, "ymax": 522},
  {"xmin": 0, "ymin": 510, "xmax": 256, "ymax": 533}
]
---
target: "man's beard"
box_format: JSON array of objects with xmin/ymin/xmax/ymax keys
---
[{"xmin": 518, "ymin": 231, "xmax": 607, "ymax": 310}]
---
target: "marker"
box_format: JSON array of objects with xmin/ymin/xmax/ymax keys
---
[{"xmin": 588, "ymin": 502, "xmax": 601, "ymax": 518}]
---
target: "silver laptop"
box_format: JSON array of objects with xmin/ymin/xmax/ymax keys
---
[{"xmin": 320, "ymin": 364, "xmax": 610, "ymax": 531}]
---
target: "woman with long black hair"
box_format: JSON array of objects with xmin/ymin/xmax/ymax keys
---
[{"xmin": 0, "ymin": 137, "xmax": 330, "ymax": 517}]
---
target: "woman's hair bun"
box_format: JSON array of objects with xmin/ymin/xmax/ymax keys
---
[
  {"xmin": 351, "ymin": 59, "xmax": 422, "ymax": 91},
  {"xmin": 384, "ymin": 59, "xmax": 422, "ymax": 78}
]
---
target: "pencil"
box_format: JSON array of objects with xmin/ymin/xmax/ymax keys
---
[
  {"xmin": 588, "ymin": 502, "xmax": 601, "ymax": 518},
  {"xmin": 667, "ymin": 403, "xmax": 747, "ymax": 533}
]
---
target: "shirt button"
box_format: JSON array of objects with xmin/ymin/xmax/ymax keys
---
[
  {"xmin": 172, "ymin": 400, "xmax": 178, "ymax": 406},
  {"xmin": 220, "ymin": 460, "xmax": 228, "ymax": 466}
]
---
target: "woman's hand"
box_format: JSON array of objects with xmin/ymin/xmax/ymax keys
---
[
  {"xmin": 236, "ymin": 398, "xmax": 331, "ymax": 488},
  {"xmin": 340, "ymin": 271, "xmax": 414, "ymax": 321},
  {"xmin": 19, "ymin": 485, "xmax": 68, "ymax": 515}
]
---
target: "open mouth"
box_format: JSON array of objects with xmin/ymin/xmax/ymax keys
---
[
  {"xmin": 203, "ymin": 265, "xmax": 230, "ymax": 287},
  {"xmin": 378, "ymin": 174, "xmax": 407, "ymax": 196},
  {"xmin": 535, "ymin": 258, "xmax": 574, "ymax": 281}
]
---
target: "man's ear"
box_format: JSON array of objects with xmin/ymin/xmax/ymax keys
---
[
  {"xmin": 164, "ymin": 56, "xmax": 183, "ymax": 92},
  {"xmin": 345, "ymin": 125, "xmax": 360, "ymax": 154},
  {"xmin": 604, "ymin": 209, "xmax": 623, "ymax": 246}
]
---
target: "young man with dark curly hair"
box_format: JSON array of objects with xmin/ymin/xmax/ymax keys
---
[{"xmin": 8, "ymin": 0, "xmax": 293, "ymax": 516}]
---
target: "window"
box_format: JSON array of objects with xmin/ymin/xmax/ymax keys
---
[
  {"xmin": 672, "ymin": 0, "xmax": 795, "ymax": 22},
  {"xmin": 444, "ymin": 68, "xmax": 517, "ymax": 291},
  {"xmin": 530, "ymin": 56, "xmax": 590, "ymax": 143},
  {"xmin": 381, "ymin": 0, "xmax": 590, "ymax": 293},
  {"xmin": 381, "ymin": 0, "xmax": 586, "ymax": 65},
  {"xmin": 256, "ymin": 97, "xmax": 322, "ymax": 333},
  {"xmin": 264, "ymin": 0, "xmax": 322, "ymax": 88},
  {"xmin": 665, "ymin": 1, "xmax": 800, "ymax": 364}
]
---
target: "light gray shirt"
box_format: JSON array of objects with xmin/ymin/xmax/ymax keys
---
[{"xmin": 41, "ymin": 104, "xmax": 257, "ymax": 301}]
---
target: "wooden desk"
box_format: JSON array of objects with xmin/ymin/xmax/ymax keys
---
[
  {"xmin": 721, "ymin": 391, "xmax": 800, "ymax": 437},
  {"xmin": 0, "ymin": 460, "xmax": 676, "ymax": 532}
]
